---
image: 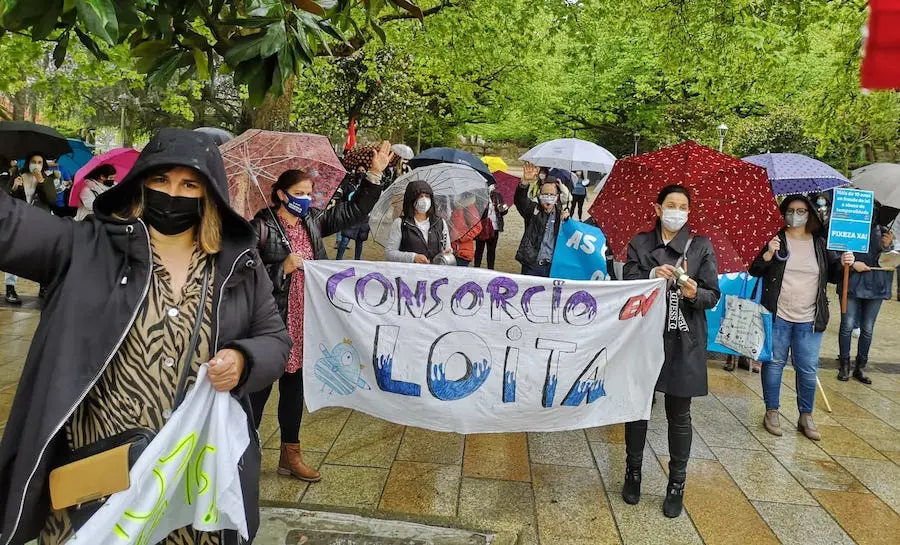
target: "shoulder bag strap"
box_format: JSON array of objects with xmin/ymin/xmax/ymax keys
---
[
  {"xmin": 173, "ymin": 259, "xmax": 213, "ymax": 410},
  {"xmin": 673, "ymin": 235, "xmax": 694, "ymax": 270}
]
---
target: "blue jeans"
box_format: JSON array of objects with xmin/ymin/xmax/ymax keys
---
[
  {"xmin": 455, "ymin": 258, "xmax": 470, "ymax": 267},
  {"xmin": 763, "ymin": 317, "xmax": 823, "ymax": 414},
  {"xmin": 839, "ymin": 296, "xmax": 883, "ymax": 361},
  {"xmin": 522, "ymin": 263, "xmax": 551, "ymax": 277},
  {"xmin": 336, "ymin": 236, "xmax": 363, "ymax": 260}
]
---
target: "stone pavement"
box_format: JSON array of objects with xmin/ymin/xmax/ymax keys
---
[{"xmin": 2, "ymin": 282, "xmax": 900, "ymax": 544}]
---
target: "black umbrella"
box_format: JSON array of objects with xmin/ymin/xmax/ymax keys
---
[
  {"xmin": 409, "ymin": 147, "xmax": 495, "ymax": 184},
  {"xmin": 0, "ymin": 121, "xmax": 71, "ymax": 160},
  {"xmin": 194, "ymin": 127, "xmax": 235, "ymax": 146}
]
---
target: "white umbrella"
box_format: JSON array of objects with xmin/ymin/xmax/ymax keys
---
[
  {"xmin": 851, "ymin": 163, "xmax": 900, "ymax": 208},
  {"xmin": 391, "ymin": 143, "xmax": 415, "ymax": 161},
  {"xmin": 368, "ymin": 163, "xmax": 489, "ymax": 247},
  {"xmin": 519, "ymin": 138, "xmax": 617, "ymax": 173}
]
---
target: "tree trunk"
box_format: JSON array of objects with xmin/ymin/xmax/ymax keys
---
[
  {"xmin": 11, "ymin": 89, "xmax": 28, "ymax": 121},
  {"xmin": 244, "ymin": 77, "xmax": 295, "ymax": 131}
]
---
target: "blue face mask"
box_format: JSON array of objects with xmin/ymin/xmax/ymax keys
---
[{"xmin": 283, "ymin": 193, "xmax": 311, "ymax": 218}]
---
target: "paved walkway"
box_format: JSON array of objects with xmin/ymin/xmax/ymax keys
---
[{"xmin": 2, "ymin": 284, "xmax": 900, "ymax": 544}]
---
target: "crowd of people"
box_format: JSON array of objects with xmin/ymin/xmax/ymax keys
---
[{"xmin": 0, "ymin": 128, "xmax": 897, "ymax": 542}]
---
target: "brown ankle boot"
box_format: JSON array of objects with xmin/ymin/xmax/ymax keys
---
[
  {"xmin": 797, "ymin": 413, "xmax": 821, "ymax": 441},
  {"xmin": 278, "ymin": 443, "xmax": 321, "ymax": 482}
]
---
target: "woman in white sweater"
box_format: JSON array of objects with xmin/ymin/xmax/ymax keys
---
[{"xmin": 384, "ymin": 180, "xmax": 452, "ymax": 263}]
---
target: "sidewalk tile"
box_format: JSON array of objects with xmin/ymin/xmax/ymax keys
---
[
  {"xmin": 458, "ymin": 477, "xmax": 538, "ymax": 545},
  {"xmin": 301, "ymin": 464, "xmax": 389, "ymax": 509},
  {"xmin": 591, "ymin": 441, "xmax": 669, "ymax": 495},
  {"xmin": 834, "ymin": 456, "xmax": 900, "ymax": 514},
  {"xmin": 531, "ymin": 463, "xmax": 618, "ymax": 545},
  {"xmin": 379, "ymin": 461, "xmax": 460, "ymax": 517},
  {"xmin": 885, "ymin": 452, "xmax": 900, "ymax": 465},
  {"xmin": 605, "ymin": 492, "xmax": 703, "ymax": 545},
  {"xmin": 813, "ymin": 489, "xmax": 900, "ymax": 545},
  {"xmin": 774, "ymin": 455, "xmax": 868, "ymax": 493},
  {"xmin": 869, "ymin": 375, "xmax": 900, "ymax": 393},
  {"xmin": 708, "ymin": 373, "xmax": 757, "ymax": 397},
  {"xmin": 832, "ymin": 416, "xmax": 900, "ymax": 452},
  {"xmin": 832, "ymin": 389, "xmax": 900, "ymax": 430},
  {"xmin": 646, "ymin": 400, "xmax": 716, "ymax": 460},
  {"xmin": 711, "ymin": 447, "xmax": 817, "ymax": 505},
  {"xmin": 585, "ymin": 423, "xmax": 625, "ymax": 444},
  {"xmin": 300, "ymin": 407, "xmax": 353, "ymax": 453},
  {"xmin": 0, "ymin": 392, "xmax": 13, "ymax": 426},
  {"xmin": 463, "ymin": 433, "xmax": 531, "ymax": 482},
  {"xmin": 258, "ymin": 448, "xmax": 325, "ymax": 503},
  {"xmin": 258, "ymin": 413, "xmax": 279, "ymax": 447},
  {"xmin": 752, "ymin": 501, "xmax": 854, "ymax": 545},
  {"xmin": 395, "ymin": 427, "xmax": 464, "ymax": 465},
  {"xmin": 325, "ymin": 411, "xmax": 403, "ymax": 468},
  {"xmin": 816, "ymin": 425, "xmax": 887, "ymax": 460},
  {"xmin": 667, "ymin": 457, "xmax": 779, "ymax": 545},
  {"xmin": 528, "ymin": 430, "xmax": 594, "ymax": 468},
  {"xmin": 689, "ymin": 396, "xmax": 766, "ymax": 451}
]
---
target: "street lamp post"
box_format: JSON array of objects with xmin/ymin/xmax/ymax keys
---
[
  {"xmin": 718, "ymin": 123, "xmax": 729, "ymax": 152},
  {"xmin": 633, "ymin": 133, "xmax": 640, "ymax": 156},
  {"xmin": 118, "ymin": 94, "xmax": 129, "ymax": 147}
]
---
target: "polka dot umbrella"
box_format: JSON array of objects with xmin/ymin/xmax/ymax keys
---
[
  {"xmin": 588, "ymin": 141, "xmax": 784, "ymax": 273},
  {"xmin": 742, "ymin": 153, "xmax": 850, "ymax": 196}
]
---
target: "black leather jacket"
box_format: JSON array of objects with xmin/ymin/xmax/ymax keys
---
[{"xmin": 251, "ymin": 176, "xmax": 382, "ymax": 322}]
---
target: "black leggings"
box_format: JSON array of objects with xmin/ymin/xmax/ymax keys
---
[
  {"xmin": 570, "ymin": 195, "xmax": 586, "ymax": 220},
  {"xmin": 249, "ymin": 369, "xmax": 303, "ymax": 444},
  {"xmin": 474, "ymin": 235, "xmax": 499, "ymax": 269},
  {"xmin": 624, "ymin": 394, "xmax": 692, "ymax": 483}
]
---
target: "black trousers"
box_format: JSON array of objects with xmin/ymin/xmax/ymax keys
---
[
  {"xmin": 249, "ymin": 369, "xmax": 303, "ymax": 444},
  {"xmin": 570, "ymin": 194, "xmax": 586, "ymax": 219},
  {"xmin": 624, "ymin": 394, "xmax": 692, "ymax": 483},
  {"xmin": 474, "ymin": 235, "xmax": 499, "ymax": 269}
]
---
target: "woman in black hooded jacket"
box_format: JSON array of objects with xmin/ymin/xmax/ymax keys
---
[
  {"xmin": 384, "ymin": 180, "xmax": 452, "ymax": 263},
  {"xmin": 0, "ymin": 129, "xmax": 291, "ymax": 545}
]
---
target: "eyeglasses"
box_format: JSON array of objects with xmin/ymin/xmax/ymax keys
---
[{"xmin": 786, "ymin": 209, "xmax": 809, "ymax": 216}]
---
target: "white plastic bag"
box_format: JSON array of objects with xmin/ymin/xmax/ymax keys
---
[
  {"xmin": 70, "ymin": 365, "xmax": 250, "ymax": 544},
  {"xmin": 715, "ymin": 294, "xmax": 769, "ymax": 359}
]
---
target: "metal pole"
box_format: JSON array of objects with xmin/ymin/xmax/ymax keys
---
[
  {"xmin": 417, "ymin": 117, "xmax": 422, "ymax": 154},
  {"xmin": 120, "ymin": 104, "xmax": 126, "ymax": 147},
  {"xmin": 719, "ymin": 135, "xmax": 725, "ymax": 152}
]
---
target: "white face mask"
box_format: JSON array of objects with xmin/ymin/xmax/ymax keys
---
[
  {"xmin": 786, "ymin": 213, "xmax": 808, "ymax": 229},
  {"xmin": 661, "ymin": 209, "xmax": 688, "ymax": 232},
  {"xmin": 415, "ymin": 197, "xmax": 432, "ymax": 214},
  {"xmin": 539, "ymin": 194, "xmax": 558, "ymax": 206},
  {"xmin": 538, "ymin": 173, "xmax": 547, "ymax": 181},
  {"xmin": 29, "ymin": 162, "xmax": 42, "ymax": 173}
]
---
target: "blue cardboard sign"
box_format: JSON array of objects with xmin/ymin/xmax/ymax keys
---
[
  {"xmin": 827, "ymin": 188, "xmax": 874, "ymax": 253},
  {"xmin": 550, "ymin": 220, "xmax": 609, "ymax": 280}
]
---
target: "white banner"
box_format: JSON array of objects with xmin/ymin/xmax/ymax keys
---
[
  {"xmin": 303, "ymin": 261, "xmax": 666, "ymax": 434},
  {"xmin": 71, "ymin": 366, "xmax": 249, "ymax": 544}
]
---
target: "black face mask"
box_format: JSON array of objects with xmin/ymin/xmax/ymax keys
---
[{"xmin": 143, "ymin": 187, "xmax": 202, "ymax": 236}]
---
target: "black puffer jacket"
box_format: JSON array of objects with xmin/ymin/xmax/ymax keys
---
[
  {"xmin": 0, "ymin": 129, "xmax": 291, "ymax": 545},
  {"xmin": 252, "ymin": 175, "xmax": 382, "ymax": 322},
  {"xmin": 513, "ymin": 182, "xmax": 564, "ymax": 267}
]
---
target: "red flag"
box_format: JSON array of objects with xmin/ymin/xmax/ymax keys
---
[
  {"xmin": 344, "ymin": 116, "xmax": 357, "ymax": 152},
  {"xmin": 861, "ymin": 0, "xmax": 900, "ymax": 89}
]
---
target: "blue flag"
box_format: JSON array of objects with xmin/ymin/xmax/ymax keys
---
[{"xmin": 550, "ymin": 220, "xmax": 610, "ymax": 280}]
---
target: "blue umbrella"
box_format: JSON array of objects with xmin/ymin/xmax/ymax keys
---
[
  {"xmin": 57, "ymin": 138, "xmax": 94, "ymax": 180},
  {"xmin": 742, "ymin": 153, "xmax": 849, "ymax": 196},
  {"xmin": 409, "ymin": 147, "xmax": 495, "ymax": 184}
]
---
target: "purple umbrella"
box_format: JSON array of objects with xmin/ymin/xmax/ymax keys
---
[{"xmin": 743, "ymin": 153, "xmax": 850, "ymax": 196}]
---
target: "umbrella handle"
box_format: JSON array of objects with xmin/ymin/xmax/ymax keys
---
[{"xmin": 774, "ymin": 248, "xmax": 790, "ymax": 262}]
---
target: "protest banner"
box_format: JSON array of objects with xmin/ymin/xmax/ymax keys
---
[
  {"xmin": 303, "ymin": 261, "xmax": 666, "ymax": 434},
  {"xmin": 550, "ymin": 219, "xmax": 610, "ymax": 281},
  {"xmin": 71, "ymin": 367, "xmax": 249, "ymax": 544}
]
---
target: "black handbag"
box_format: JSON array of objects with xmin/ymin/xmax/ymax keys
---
[{"xmin": 58, "ymin": 260, "xmax": 212, "ymax": 528}]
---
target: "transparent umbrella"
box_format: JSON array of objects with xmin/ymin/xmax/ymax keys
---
[{"xmin": 369, "ymin": 163, "xmax": 490, "ymax": 247}]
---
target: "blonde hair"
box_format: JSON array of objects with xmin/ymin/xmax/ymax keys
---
[{"xmin": 121, "ymin": 182, "xmax": 222, "ymax": 255}]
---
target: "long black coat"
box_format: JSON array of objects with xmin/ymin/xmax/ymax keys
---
[
  {"xmin": 624, "ymin": 225, "xmax": 720, "ymax": 398},
  {"xmin": 513, "ymin": 182, "xmax": 564, "ymax": 268},
  {"xmin": 0, "ymin": 129, "xmax": 291, "ymax": 545}
]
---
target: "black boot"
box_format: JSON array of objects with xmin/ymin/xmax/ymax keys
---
[
  {"xmin": 853, "ymin": 356, "xmax": 872, "ymax": 385},
  {"xmin": 663, "ymin": 480, "xmax": 685, "ymax": 518},
  {"xmin": 5, "ymin": 285, "xmax": 21, "ymax": 305},
  {"xmin": 837, "ymin": 356, "xmax": 851, "ymax": 382},
  {"xmin": 621, "ymin": 466, "xmax": 641, "ymax": 505}
]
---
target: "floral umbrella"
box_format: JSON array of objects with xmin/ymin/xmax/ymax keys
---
[
  {"xmin": 588, "ymin": 141, "xmax": 784, "ymax": 273},
  {"xmin": 743, "ymin": 152, "xmax": 849, "ymax": 196},
  {"xmin": 69, "ymin": 148, "xmax": 139, "ymax": 207},
  {"xmin": 220, "ymin": 130, "xmax": 346, "ymax": 219}
]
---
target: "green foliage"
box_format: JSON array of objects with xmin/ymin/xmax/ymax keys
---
[{"xmin": 0, "ymin": 0, "xmax": 426, "ymax": 105}]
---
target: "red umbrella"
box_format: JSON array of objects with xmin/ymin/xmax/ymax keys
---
[
  {"xmin": 492, "ymin": 170, "xmax": 519, "ymax": 204},
  {"xmin": 220, "ymin": 129, "xmax": 346, "ymax": 220},
  {"xmin": 588, "ymin": 141, "xmax": 783, "ymax": 273}
]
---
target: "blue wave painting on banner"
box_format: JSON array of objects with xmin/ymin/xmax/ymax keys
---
[{"xmin": 549, "ymin": 220, "xmax": 609, "ymax": 281}]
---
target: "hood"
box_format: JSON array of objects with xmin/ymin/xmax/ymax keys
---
[
  {"xmin": 402, "ymin": 179, "xmax": 434, "ymax": 218},
  {"xmin": 94, "ymin": 128, "xmax": 253, "ymax": 244},
  {"xmin": 779, "ymin": 194, "xmax": 824, "ymax": 234}
]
